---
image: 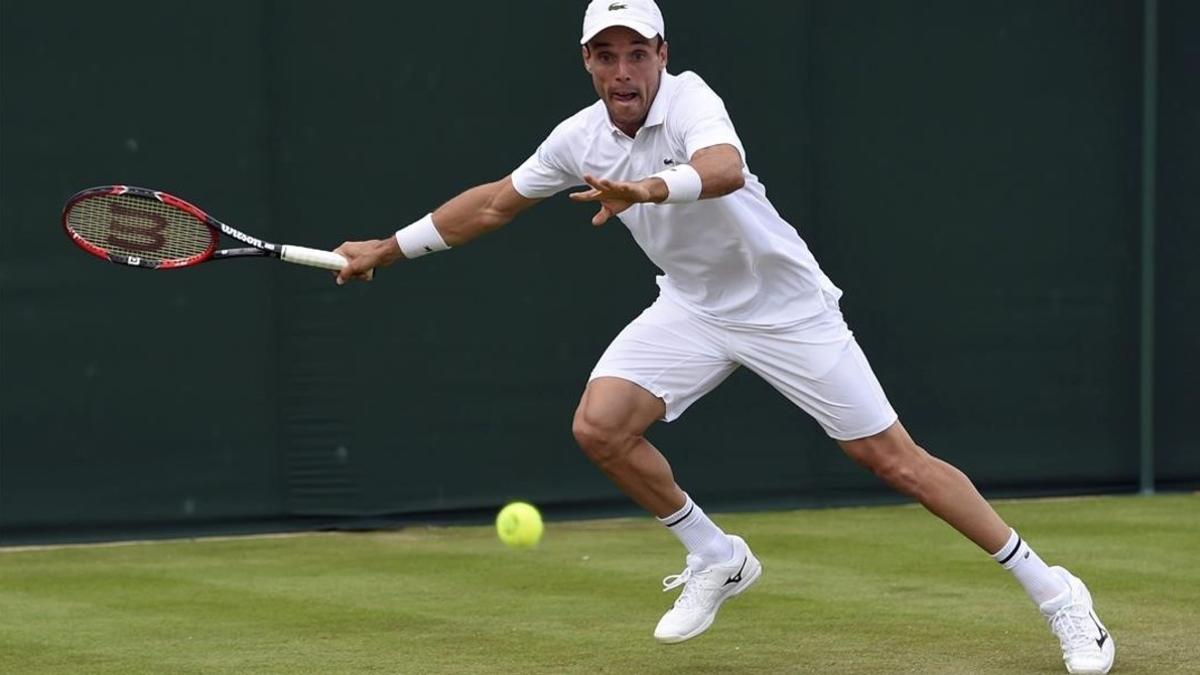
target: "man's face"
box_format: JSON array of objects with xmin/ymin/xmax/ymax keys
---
[{"xmin": 582, "ymin": 26, "xmax": 668, "ymax": 135}]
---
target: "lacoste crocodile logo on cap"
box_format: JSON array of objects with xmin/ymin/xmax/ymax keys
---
[{"xmin": 609, "ymin": 2, "xmax": 628, "ymax": 10}]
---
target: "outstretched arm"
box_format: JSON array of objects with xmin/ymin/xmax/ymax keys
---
[
  {"xmin": 334, "ymin": 175, "xmax": 540, "ymax": 284},
  {"xmin": 568, "ymin": 144, "xmax": 744, "ymax": 226}
]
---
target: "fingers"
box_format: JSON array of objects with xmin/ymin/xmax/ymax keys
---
[
  {"xmin": 335, "ymin": 265, "xmax": 374, "ymax": 285},
  {"xmin": 585, "ymin": 174, "xmax": 626, "ymax": 195},
  {"xmin": 583, "ymin": 174, "xmax": 607, "ymax": 191},
  {"xmin": 334, "ymin": 245, "xmax": 350, "ymax": 285},
  {"xmin": 333, "ymin": 242, "xmax": 375, "ymax": 286},
  {"xmin": 572, "ymin": 175, "xmax": 617, "ymax": 202},
  {"xmin": 579, "ymin": 174, "xmax": 626, "ymax": 194},
  {"xmin": 569, "ymin": 188, "xmax": 602, "ymax": 202},
  {"xmin": 575, "ymin": 175, "xmax": 632, "ymax": 226}
]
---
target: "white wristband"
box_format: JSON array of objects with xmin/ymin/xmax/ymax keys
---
[
  {"xmin": 395, "ymin": 213, "xmax": 450, "ymax": 259},
  {"xmin": 650, "ymin": 164, "xmax": 703, "ymax": 204}
]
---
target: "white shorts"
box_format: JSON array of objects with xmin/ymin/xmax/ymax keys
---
[{"xmin": 589, "ymin": 292, "xmax": 898, "ymax": 441}]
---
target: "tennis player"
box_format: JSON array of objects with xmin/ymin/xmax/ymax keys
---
[{"xmin": 334, "ymin": 2, "xmax": 1113, "ymax": 672}]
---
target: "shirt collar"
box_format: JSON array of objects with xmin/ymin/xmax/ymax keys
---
[{"xmin": 643, "ymin": 71, "xmax": 675, "ymax": 128}]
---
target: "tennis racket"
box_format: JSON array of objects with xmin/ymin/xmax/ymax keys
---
[{"xmin": 62, "ymin": 185, "xmax": 348, "ymax": 271}]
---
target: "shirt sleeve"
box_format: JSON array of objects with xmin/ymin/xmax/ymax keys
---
[
  {"xmin": 511, "ymin": 117, "xmax": 585, "ymax": 199},
  {"xmin": 669, "ymin": 74, "xmax": 747, "ymax": 162}
]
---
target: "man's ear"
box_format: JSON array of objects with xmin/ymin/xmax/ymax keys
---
[{"xmin": 581, "ymin": 45, "xmax": 592, "ymax": 73}]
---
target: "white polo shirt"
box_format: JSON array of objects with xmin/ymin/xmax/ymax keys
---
[{"xmin": 512, "ymin": 71, "xmax": 840, "ymax": 327}]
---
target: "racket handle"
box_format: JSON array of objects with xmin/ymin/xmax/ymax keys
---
[{"xmin": 279, "ymin": 245, "xmax": 347, "ymax": 271}]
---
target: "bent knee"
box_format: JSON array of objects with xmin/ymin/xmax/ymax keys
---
[
  {"xmin": 843, "ymin": 437, "xmax": 932, "ymax": 496},
  {"xmin": 571, "ymin": 379, "xmax": 662, "ymax": 464},
  {"xmin": 872, "ymin": 455, "xmax": 928, "ymax": 496},
  {"xmin": 571, "ymin": 412, "xmax": 607, "ymax": 454},
  {"xmin": 576, "ymin": 391, "xmax": 662, "ymax": 458},
  {"xmin": 572, "ymin": 406, "xmax": 639, "ymax": 465}
]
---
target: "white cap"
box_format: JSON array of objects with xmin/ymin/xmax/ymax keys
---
[{"xmin": 580, "ymin": 0, "xmax": 665, "ymax": 45}]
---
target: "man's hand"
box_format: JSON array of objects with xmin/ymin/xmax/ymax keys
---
[
  {"xmin": 333, "ymin": 237, "xmax": 401, "ymax": 285},
  {"xmin": 568, "ymin": 174, "xmax": 667, "ymax": 226}
]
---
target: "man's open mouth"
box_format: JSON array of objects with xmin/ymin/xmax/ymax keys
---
[{"xmin": 612, "ymin": 91, "xmax": 638, "ymax": 103}]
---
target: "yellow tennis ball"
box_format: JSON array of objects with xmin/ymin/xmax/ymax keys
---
[{"xmin": 496, "ymin": 502, "xmax": 543, "ymax": 549}]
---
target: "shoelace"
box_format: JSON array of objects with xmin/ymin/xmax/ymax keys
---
[
  {"xmin": 1048, "ymin": 604, "xmax": 1099, "ymax": 652},
  {"xmin": 662, "ymin": 568, "xmax": 692, "ymax": 592},
  {"xmin": 661, "ymin": 567, "xmax": 717, "ymax": 610}
]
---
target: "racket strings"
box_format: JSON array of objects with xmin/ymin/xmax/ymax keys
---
[{"xmin": 66, "ymin": 194, "xmax": 216, "ymax": 263}]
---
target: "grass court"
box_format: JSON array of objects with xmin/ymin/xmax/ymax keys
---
[{"xmin": 2, "ymin": 494, "xmax": 1196, "ymax": 674}]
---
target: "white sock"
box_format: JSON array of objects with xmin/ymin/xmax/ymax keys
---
[
  {"xmin": 658, "ymin": 493, "xmax": 734, "ymax": 566},
  {"xmin": 991, "ymin": 529, "xmax": 1069, "ymax": 607}
]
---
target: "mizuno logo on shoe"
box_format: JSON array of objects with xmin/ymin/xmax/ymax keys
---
[
  {"xmin": 724, "ymin": 558, "xmax": 747, "ymax": 585},
  {"xmin": 1090, "ymin": 613, "xmax": 1109, "ymax": 648}
]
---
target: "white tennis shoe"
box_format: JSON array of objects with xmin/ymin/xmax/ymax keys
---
[
  {"xmin": 653, "ymin": 535, "xmax": 762, "ymax": 644},
  {"xmin": 1040, "ymin": 567, "xmax": 1115, "ymax": 674}
]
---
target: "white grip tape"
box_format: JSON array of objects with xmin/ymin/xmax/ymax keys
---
[{"xmin": 279, "ymin": 245, "xmax": 347, "ymax": 271}]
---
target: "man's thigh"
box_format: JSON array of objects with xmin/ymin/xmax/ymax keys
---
[
  {"xmin": 589, "ymin": 296, "xmax": 739, "ymax": 422},
  {"xmin": 733, "ymin": 305, "xmax": 898, "ymax": 441}
]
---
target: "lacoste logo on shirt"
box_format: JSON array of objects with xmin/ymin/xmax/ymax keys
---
[
  {"xmin": 663, "ymin": 158, "xmax": 677, "ymax": 166},
  {"xmin": 609, "ymin": 2, "xmax": 627, "ymax": 10},
  {"xmin": 724, "ymin": 558, "xmax": 747, "ymax": 585}
]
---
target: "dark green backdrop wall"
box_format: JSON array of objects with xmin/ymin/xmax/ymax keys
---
[
  {"xmin": 2, "ymin": 1, "xmax": 1195, "ymax": 541},
  {"xmin": 1156, "ymin": 0, "xmax": 1200, "ymax": 488}
]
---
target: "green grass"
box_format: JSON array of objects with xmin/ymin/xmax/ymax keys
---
[{"xmin": 1, "ymin": 495, "xmax": 1197, "ymax": 674}]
